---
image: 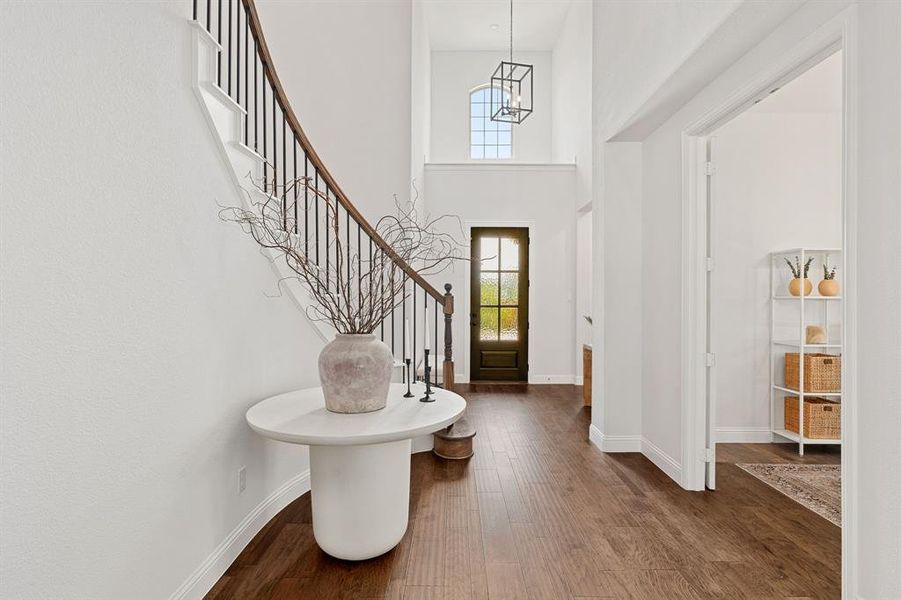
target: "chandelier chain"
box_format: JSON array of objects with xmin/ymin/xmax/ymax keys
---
[{"xmin": 509, "ymin": 0, "xmax": 513, "ymax": 62}]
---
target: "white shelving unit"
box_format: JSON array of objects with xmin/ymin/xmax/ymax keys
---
[{"xmin": 770, "ymin": 248, "xmax": 843, "ymax": 455}]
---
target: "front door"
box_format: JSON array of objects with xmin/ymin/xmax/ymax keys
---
[{"xmin": 470, "ymin": 228, "xmax": 529, "ymax": 381}]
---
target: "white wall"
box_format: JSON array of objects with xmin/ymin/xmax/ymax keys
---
[
  {"xmin": 596, "ymin": 143, "xmax": 643, "ymax": 446},
  {"xmin": 411, "ymin": 0, "xmax": 432, "ymax": 209},
  {"xmin": 429, "ymin": 51, "xmax": 552, "ymax": 163},
  {"xmin": 625, "ymin": 1, "xmax": 899, "ymax": 594},
  {"xmin": 854, "ymin": 1, "xmax": 901, "ymax": 594},
  {"xmin": 424, "ymin": 164, "xmax": 576, "ymax": 383},
  {"xmin": 590, "ymin": 0, "xmax": 742, "ymax": 450},
  {"xmin": 713, "ymin": 109, "xmax": 842, "ymax": 438},
  {"xmin": 637, "ymin": 0, "xmax": 854, "ymax": 472},
  {"xmin": 552, "ymin": 1, "xmax": 593, "ymax": 382},
  {"xmin": 0, "ymin": 3, "xmax": 323, "ymax": 600},
  {"xmin": 256, "ymin": 0, "xmax": 412, "ymax": 219},
  {"xmin": 575, "ymin": 209, "xmax": 593, "ymax": 377},
  {"xmin": 551, "ymin": 0, "xmax": 592, "ymax": 197}
]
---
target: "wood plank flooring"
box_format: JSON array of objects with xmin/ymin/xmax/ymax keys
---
[{"xmin": 207, "ymin": 384, "xmax": 840, "ymax": 599}]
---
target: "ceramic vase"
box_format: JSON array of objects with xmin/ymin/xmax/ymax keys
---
[
  {"xmin": 818, "ymin": 279, "xmax": 840, "ymax": 296},
  {"xmin": 789, "ymin": 278, "xmax": 813, "ymax": 297},
  {"xmin": 318, "ymin": 334, "xmax": 393, "ymax": 413}
]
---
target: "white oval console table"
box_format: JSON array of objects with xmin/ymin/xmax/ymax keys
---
[{"xmin": 246, "ymin": 383, "xmax": 465, "ymax": 561}]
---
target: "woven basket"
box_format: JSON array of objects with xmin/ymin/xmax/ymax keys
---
[
  {"xmin": 785, "ymin": 352, "xmax": 841, "ymax": 392},
  {"xmin": 785, "ymin": 396, "xmax": 841, "ymax": 439}
]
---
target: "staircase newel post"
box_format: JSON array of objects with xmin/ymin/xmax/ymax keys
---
[{"xmin": 443, "ymin": 283, "xmax": 455, "ymax": 391}]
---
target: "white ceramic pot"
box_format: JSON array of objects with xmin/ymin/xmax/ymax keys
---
[{"xmin": 318, "ymin": 334, "xmax": 393, "ymax": 413}]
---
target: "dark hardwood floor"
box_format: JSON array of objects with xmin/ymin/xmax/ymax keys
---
[{"xmin": 207, "ymin": 384, "xmax": 840, "ymax": 599}]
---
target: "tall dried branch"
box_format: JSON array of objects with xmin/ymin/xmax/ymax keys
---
[{"xmin": 220, "ymin": 169, "xmax": 468, "ymax": 334}]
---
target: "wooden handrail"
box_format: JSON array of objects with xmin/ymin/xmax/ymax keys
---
[{"xmin": 240, "ymin": 0, "xmax": 446, "ymax": 306}]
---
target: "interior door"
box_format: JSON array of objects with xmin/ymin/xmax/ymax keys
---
[
  {"xmin": 470, "ymin": 228, "xmax": 529, "ymax": 381},
  {"xmin": 705, "ymin": 137, "xmax": 717, "ymax": 490}
]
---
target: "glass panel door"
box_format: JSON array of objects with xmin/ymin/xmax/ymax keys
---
[{"xmin": 470, "ymin": 228, "xmax": 529, "ymax": 381}]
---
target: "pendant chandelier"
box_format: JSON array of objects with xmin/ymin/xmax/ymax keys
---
[{"xmin": 490, "ymin": 0, "xmax": 533, "ymax": 124}]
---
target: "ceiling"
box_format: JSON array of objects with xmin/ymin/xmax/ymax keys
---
[
  {"xmin": 423, "ymin": 0, "xmax": 573, "ymax": 52},
  {"xmin": 749, "ymin": 50, "xmax": 843, "ymax": 114}
]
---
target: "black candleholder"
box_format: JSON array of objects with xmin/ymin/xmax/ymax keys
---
[
  {"xmin": 420, "ymin": 349, "xmax": 435, "ymax": 402},
  {"xmin": 403, "ymin": 358, "xmax": 414, "ymax": 398}
]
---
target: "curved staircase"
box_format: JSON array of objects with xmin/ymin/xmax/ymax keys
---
[{"xmin": 190, "ymin": 0, "xmax": 455, "ymax": 389}]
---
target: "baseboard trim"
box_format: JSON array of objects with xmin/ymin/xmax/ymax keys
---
[
  {"xmin": 588, "ymin": 425, "xmax": 642, "ymax": 452},
  {"xmin": 641, "ymin": 437, "xmax": 682, "ymax": 484},
  {"xmin": 574, "ymin": 376, "xmax": 584, "ymax": 386},
  {"xmin": 168, "ymin": 470, "xmax": 311, "ymax": 600},
  {"xmin": 715, "ymin": 426, "xmax": 775, "ymax": 443}
]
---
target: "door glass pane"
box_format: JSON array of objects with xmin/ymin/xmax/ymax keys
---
[
  {"xmin": 500, "ymin": 237, "xmax": 519, "ymax": 270},
  {"xmin": 480, "ymin": 272, "xmax": 499, "ymax": 305},
  {"xmin": 499, "ymin": 307, "xmax": 518, "ymax": 340},
  {"xmin": 500, "ymin": 273, "xmax": 518, "ymax": 305},
  {"xmin": 480, "ymin": 307, "xmax": 499, "ymax": 341},
  {"xmin": 480, "ymin": 237, "xmax": 498, "ymax": 270}
]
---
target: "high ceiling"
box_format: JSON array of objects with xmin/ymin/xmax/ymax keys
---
[{"xmin": 424, "ymin": 0, "xmax": 573, "ymax": 52}]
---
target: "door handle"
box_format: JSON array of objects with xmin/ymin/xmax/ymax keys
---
[{"xmin": 470, "ymin": 313, "xmax": 479, "ymax": 327}]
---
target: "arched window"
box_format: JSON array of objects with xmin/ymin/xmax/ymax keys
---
[{"xmin": 470, "ymin": 87, "xmax": 513, "ymax": 159}]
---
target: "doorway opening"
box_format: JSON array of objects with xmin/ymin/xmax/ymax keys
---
[
  {"xmin": 469, "ymin": 227, "xmax": 529, "ymax": 381},
  {"xmin": 701, "ymin": 49, "xmax": 844, "ymax": 498}
]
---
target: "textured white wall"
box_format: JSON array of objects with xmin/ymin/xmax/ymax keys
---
[
  {"xmin": 590, "ymin": 0, "xmax": 742, "ymax": 449},
  {"xmin": 599, "ymin": 143, "xmax": 643, "ymax": 441},
  {"xmin": 712, "ymin": 110, "xmax": 842, "ymax": 435},
  {"xmin": 854, "ymin": 1, "xmax": 901, "ymax": 594},
  {"xmin": 551, "ymin": 1, "xmax": 593, "ymax": 381},
  {"xmin": 411, "ymin": 0, "xmax": 432, "ymax": 210},
  {"xmin": 429, "ymin": 51, "xmax": 552, "ymax": 163},
  {"xmin": 255, "ymin": 0, "xmax": 413, "ymax": 219},
  {"xmin": 424, "ymin": 165, "xmax": 577, "ymax": 383},
  {"xmin": 634, "ymin": 0, "xmax": 851, "ymax": 468},
  {"xmin": 632, "ymin": 2, "xmax": 899, "ymax": 594},
  {"xmin": 0, "ymin": 3, "xmax": 321, "ymax": 598}
]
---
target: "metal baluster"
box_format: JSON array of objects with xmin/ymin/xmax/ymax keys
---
[
  {"xmin": 380, "ymin": 251, "xmax": 385, "ymax": 342},
  {"xmin": 345, "ymin": 209, "xmax": 350, "ymax": 309},
  {"xmin": 272, "ymin": 77, "xmax": 277, "ymax": 199},
  {"xmin": 324, "ymin": 184, "xmax": 329, "ymax": 293},
  {"xmin": 206, "ymin": 0, "xmax": 211, "ymax": 32},
  {"xmin": 236, "ymin": 3, "xmax": 241, "ymax": 106},
  {"xmin": 217, "ymin": 0, "xmax": 222, "ymax": 86},
  {"xmin": 335, "ymin": 202, "xmax": 340, "ymax": 315},
  {"xmin": 357, "ymin": 224, "xmax": 362, "ymax": 314},
  {"xmin": 402, "ymin": 274, "xmax": 407, "ymax": 360},
  {"xmin": 262, "ymin": 67, "xmax": 267, "ymax": 190},
  {"xmin": 304, "ymin": 156, "xmax": 309, "ymax": 256},
  {"xmin": 282, "ymin": 113, "xmax": 286, "ymax": 230},
  {"xmin": 193, "ymin": 0, "xmax": 197, "ymax": 21},
  {"xmin": 253, "ymin": 39, "xmax": 258, "ymax": 151},
  {"xmin": 412, "ymin": 283, "xmax": 417, "ymax": 379},
  {"xmin": 293, "ymin": 137, "xmax": 298, "ymax": 234},
  {"xmin": 243, "ymin": 13, "xmax": 248, "ymax": 144},
  {"xmin": 266, "ymin": 77, "xmax": 274, "ymax": 196},
  {"xmin": 315, "ymin": 172, "xmax": 320, "ymax": 285},
  {"xmin": 227, "ymin": 0, "xmax": 232, "ymax": 96},
  {"xmin": 388, "ymin": 272, "xmax": 397, "ymax": 356},
  {"xmin": 434, "ymin": 299, "xmax": 439, "ymax": 386}
]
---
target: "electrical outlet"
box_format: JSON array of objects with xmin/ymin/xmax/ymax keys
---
[{"xmin": 238, "ymin": 466, "xmax": 246, "ymax": 494}]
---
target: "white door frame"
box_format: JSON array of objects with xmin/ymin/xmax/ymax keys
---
[{"xmin": 680, "ymin": 8, "xmax": 858, "ymax": 596}]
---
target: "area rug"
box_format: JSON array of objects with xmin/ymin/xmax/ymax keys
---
[{"xmin": 737, "ymin": 463, "xmax": 841, "ymax": 527}]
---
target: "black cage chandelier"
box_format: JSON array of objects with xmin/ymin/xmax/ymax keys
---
[{"xmin": 490, "ymin": 0, "xmax": 533, "ymax": 124}]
